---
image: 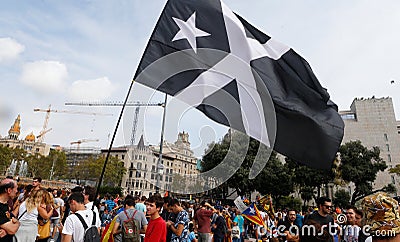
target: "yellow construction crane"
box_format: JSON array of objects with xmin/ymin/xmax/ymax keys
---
[{"xmin": 34, "ymin": 105, "xmax": 113, "ymax": 142}]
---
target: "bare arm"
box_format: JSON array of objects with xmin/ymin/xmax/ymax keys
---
[
  {"xmin": 169, "ymin": 223, "xmax": 184, "ymax": 237},
  {"xmin": 112, "ymin": 221, "xmax": 121, "ymax": 235},
  {"xmin": 61, "ymin": 233, "xmax": 72, "ymax": 242},
  {"xmin": 38, "ymin": 205, "xmax": 53, "ymax": 220},
  {"xmin": 0, "ymin": 219, "xmax": 20, "ymax": 235}
]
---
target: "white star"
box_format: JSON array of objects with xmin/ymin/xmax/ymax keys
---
[
  {"xmin": 172, "ymin": 12, "xmax": 210, "ymax": 53},
  {"xmin": 249, "ymin": 207, "xmax": 255, "ymax": 214}
]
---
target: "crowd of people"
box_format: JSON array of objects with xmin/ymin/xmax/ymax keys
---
[{"xmin": 1, "ymin": 176, "xmax": 400, "ymax": 242}]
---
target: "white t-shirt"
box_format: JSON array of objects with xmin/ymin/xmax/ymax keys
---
[
  {"xmin": 62, "ymin": 209, "xmax": 101, "ymax": 242},
  {"xmin": 85, "ymin": 202, "xmax": 100, "ymax": 219},
  {"xmin": 52, "ymin": 197, "xmax": 65, "ymax": 219}
]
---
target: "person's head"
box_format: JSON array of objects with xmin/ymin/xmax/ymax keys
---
[
  {"xmin": 355, "ymin": 209, "xmax": 363, "ymax": 227},
  {"xmin": 83, "ymin": 185, "xmax": 96, "ymax": 202},
  {"xmin": 168, "ymin": 199, "xmax": 181, "ymax": 214},
  {"xmin": 287, "ymin": 209, "xmax": 297, "ymax": 222},
  {"xmin": 146, "ymin": 194, "xmax": 164, "ymax": 216},
  {"xmin": 316, "ymin": 197, "xmax": 332, "ymax": 216},
  {"xmin": 200, "ymin": 200, "xmax": 207, "ymax": 207},
  {"xmin": 26, "ymin": 189, "xmax": 46, "ymax": 212},
  {"xmin": 124, "ymin": 198, "xmax": 135, "ymax": 208},
  {"xmin": 163, "ymin": 196, "xmax": 171, "ymax": 209},
  {"xmin": 41, "ymin": 190, "xmax": 54, "ymax": 205},
  {"xmin": 345, "ymin": 205, "xmax": 357, "ymax": 225},
  {"xmin": 0, "ymin": 178, "xmax": 18, "ymax": 199},
  {"xmin": 32, "ymin": 177, "xmax": 42, "ymax": 189},
  {"xmin": 140, "ymin": 196, "xmax": 147, "ymax": 202},
  {"xmin": 68, "ymin": 192, "xmax": 85, "ymax": 212},
  {"xmin": 188, "ymin": 222, "xmax": 195, "ymax": 232}
]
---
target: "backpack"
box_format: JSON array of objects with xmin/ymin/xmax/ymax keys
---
[
  {"xmin": 75, "ymin": 211, "xmax": 100, "ymax": 242},
  {"xmin": 121, "ymin": 210, "xmax": 141, "ymax": 242}
]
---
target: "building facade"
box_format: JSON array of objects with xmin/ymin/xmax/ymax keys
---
[
  {"xmin": 340, "ymin": 97, "xmax": 400, "ymax": 192},
  {"xmin": 102, "ymin": 132, "xmax": 199, "ymax": 197},
  {"xmin": 0, "ymin": 115, "xmax": 50, "ymax": 156}
]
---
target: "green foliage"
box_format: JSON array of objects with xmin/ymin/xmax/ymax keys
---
[
  {"xmin": 339, "ymin": 140, "xmax": 388, "ymax": 204},
  {"xmin": 99, "ymin": 186, "xmax": 123, "ymax": 196},
  {"xmin": 333, "ymin": 189, "xmax": 350, "ymax": 208},
  {"xmin": 276, "ymin": 196, "xmax": 302, "ymax": 211},
  {"xmin": 74, "ymin": 156, "xmax": 126, "ymax": 186}
]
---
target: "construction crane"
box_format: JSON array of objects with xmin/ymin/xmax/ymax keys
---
[
  {"xmin": 34, "ymin": 105, "xmax": 113, "ymax": 142},
  {"xmin": 70, "ymin": 138, "xmax": 99, "ymax": 149},
  {"xmin": 65, "ymin": 101, "xmax": 164, "ymax": 145}
]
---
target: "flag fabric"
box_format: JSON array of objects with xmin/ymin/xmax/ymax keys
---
[
  {"xmin": 242, "ymin": 203, "xmax": 265, "ymax": 227},
  {"xmin": 134, "ymin": 0, "xmax": 344, "ymax": 169},
  {"xmin": 259, "ymin": 194, "xmax": 275, "ymax": 220}
]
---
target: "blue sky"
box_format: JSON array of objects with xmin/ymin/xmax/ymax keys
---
[{"xmin": 1, "ymin": 0, "xmax": 400, "ymax": 157}]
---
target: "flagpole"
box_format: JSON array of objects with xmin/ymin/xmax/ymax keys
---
[
  {"xmin": 92, "ymin": 79, "xmax": 135, "ymax": 209},
  {"xmin": 156, "ymin": 93, "xmax": 168, "ymax": 194}
]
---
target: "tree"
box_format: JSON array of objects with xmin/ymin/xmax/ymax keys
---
[
  {"xmin": 286, "ymin": 158, "xmax": 335, "ymax": 201},
  {"xmin": 254, "ymin": 153, "xmax": 294, "ymax": 202},
  {"xmin": 0, "ymin": 145, "xmax": 13, "ymax": 175},
  {"xmin": 339, "ymin": 140, "xmax": 391, "ymax": 205},
  {"xmin": 75, "ymin": 156, "xmax": 126, "ymax": 186},
  {"xmin": 333, "ymin": 189, "xmax": 350, "ymax": 208}
]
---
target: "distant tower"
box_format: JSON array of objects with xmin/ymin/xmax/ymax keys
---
[
  {"xmin": 8, "ymin": 115, "xmax": 21, "ymax": 140},
  {"xmin": 25, "ymin": 132, "xmax": 36, "ymax": 142}
]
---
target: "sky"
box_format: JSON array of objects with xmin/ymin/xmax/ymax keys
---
[{"xmin": 1, "ymin": 0, "xmax": 400, "ymax": 158}]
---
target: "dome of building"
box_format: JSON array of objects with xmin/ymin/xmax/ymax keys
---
[{"xmin": 25, "ymin": 132, "xmax": 36, "ymax": 142}]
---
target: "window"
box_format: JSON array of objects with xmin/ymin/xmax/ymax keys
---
[
  {"xmin": 151, "ymin": 174, "xmax": 154, "ymax": 180},
  {"xmin": 129, "ymin": 171, "xmax": 133, "ymax": 178},
  {"xmin": 388, "ymin": 154, "xmax": 392, "ymax": 162},
  {"xmin": 122, "ymin": 155, "xmax": 125, "ymax": 159},
  {"xmin": 135, "ymin": 181, "xmax": 139, "ymax": 188},
  {"xmin": 384, "ymin": 133, "xmax": 388, "ymax": 141},
  {"xmin": 137, "ymin": 162, "xmax": 142, "ymax": 170},
  {"xmin": 169, "ymin": 177, "xmax": 172, "ymax": 182},
  {"xmin": 392, "ymin": 175, "xmax": 396, "ymax": 184},
  {"xmin": 386, "ymin": 144, "xmax": 390, "ymax": 152},
  {"xmin": 165, "ymin": 176, "xmax": 168, "ymax": 181},
  {"xmin": 139, "ymin": 155, "xmax": 142, "ymax": 160},
  {"xmin": 152, "ymin": 165, "xmax": 155, "ymax": 172},
  {"xmin": 136, "ymin": 171, "xmax": 141, "ymax": 178}
]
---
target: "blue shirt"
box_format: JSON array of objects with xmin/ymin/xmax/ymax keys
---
[
  {"xmin": 171, "ymin": 210, "xmax": 189, "ymax": 242},
  {"xmin": 233, "ymin": 215, "xmax": 244, "ymax": 233}
]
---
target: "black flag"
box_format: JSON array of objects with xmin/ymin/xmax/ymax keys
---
[{"xmin": 134, "ymin": 0, "xmax": 344, "ymax": 169}]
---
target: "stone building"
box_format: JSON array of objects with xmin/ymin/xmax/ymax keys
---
[
  {"xmin": 339, "ymin": 97, "xmax": 400, "ymax": 192},
  {"xmin": 102, "ymin": 132, "xmax": 199, "ymax": 196},
  {"xmin": 0, "ymin": 115, "xmax": 50, "ymax": 156}
]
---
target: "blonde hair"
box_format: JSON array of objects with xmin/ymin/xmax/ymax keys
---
[{"xmin": 25, "ymin": 189, "xmax": 53, "ymax": 213}]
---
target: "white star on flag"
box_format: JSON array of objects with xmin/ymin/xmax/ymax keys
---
[
  {"xmin": 172, "ymin": 12, "xmax": 210, "ymax": 53},
  {"xmin": 249, "ymin": 206, "xmax": 255, "ymax": 214}
]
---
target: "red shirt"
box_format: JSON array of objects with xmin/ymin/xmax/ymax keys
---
[
  {"xmin": 195, "ymin": 208, "xmax": 214, "ymax": 233},
  {"xmin": 144, "ymin": 216, "xmax": 166, "ymax": 242}
]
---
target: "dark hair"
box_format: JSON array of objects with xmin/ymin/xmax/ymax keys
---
[
  {"xmin": 188, "ymin": 222, "xmax": 195, "ymax": 232},
  {"xmin": 163, "ymin": 196, "xmax": 171, "ymax": 204},
  {"xmin": 83, "ymin": 186, "xmax": 96, "ymax": 202},
  {"xmin": 168, "ymin": 198, "xmax": 180, "ymax": 207},
  {"xmin": 68, "ymin": 192, "xmax": 84, "ymax": 204},
  {"xmin": 5, "ymin": 176, "xmax": 13, "ymax": 179},
  {"xmin": 200, "ymin": 200, "xmax": 207, "ymax": 207},
  {"xmin": 147, "ymin": 195, "xmax": 164, "ymax": 209},
  {"xmin": 124, "ymin": 198, "xmax": 135, "ymax": 207},
  {"xmin": 141, "ymin": 196, "xmax": 147, "ymax": 201},
  {"xmin": 25, "ymin": 184, "xmax": 33, "ymax": 192},
  {"xmin": 355, "ymin": 209, "xmax": 363, "ymax": 218},
  {"xmin": 125, "ymin": 194, "xmax": 134, "ymax": 201},
  {"xmin": 346, "ymin": 205, "xmax": 357, "ymax": 212},
  {"xmin": 316, "ymin": 197, "xmax": 331, "ymax": 206},
  {"xmin": 33, "ymin": 177, "xmax": 42, "ymax": 183},
  {"xmin": 0, "ymin": 181, "xmax": 15, "ymax": 194},
  {"xmin": 71, "ymin": 186, "xmax": 83, "ymax": 193}
]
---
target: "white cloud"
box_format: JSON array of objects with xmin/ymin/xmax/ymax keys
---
[
  {"xmin": 20, "ymin": 60, "xmax": 68, "ymax": 93},
  {"xmin": 67, "ymin": 77, "xmax": 117, "ymax": 101},
  {"xmin": 0, "ymin": 38, "xmax": 25, "ymax": 62}
]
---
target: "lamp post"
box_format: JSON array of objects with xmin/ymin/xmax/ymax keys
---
[{"xmin": 156, "ymin": 94, "xmax": 168, "ymax": 194}]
